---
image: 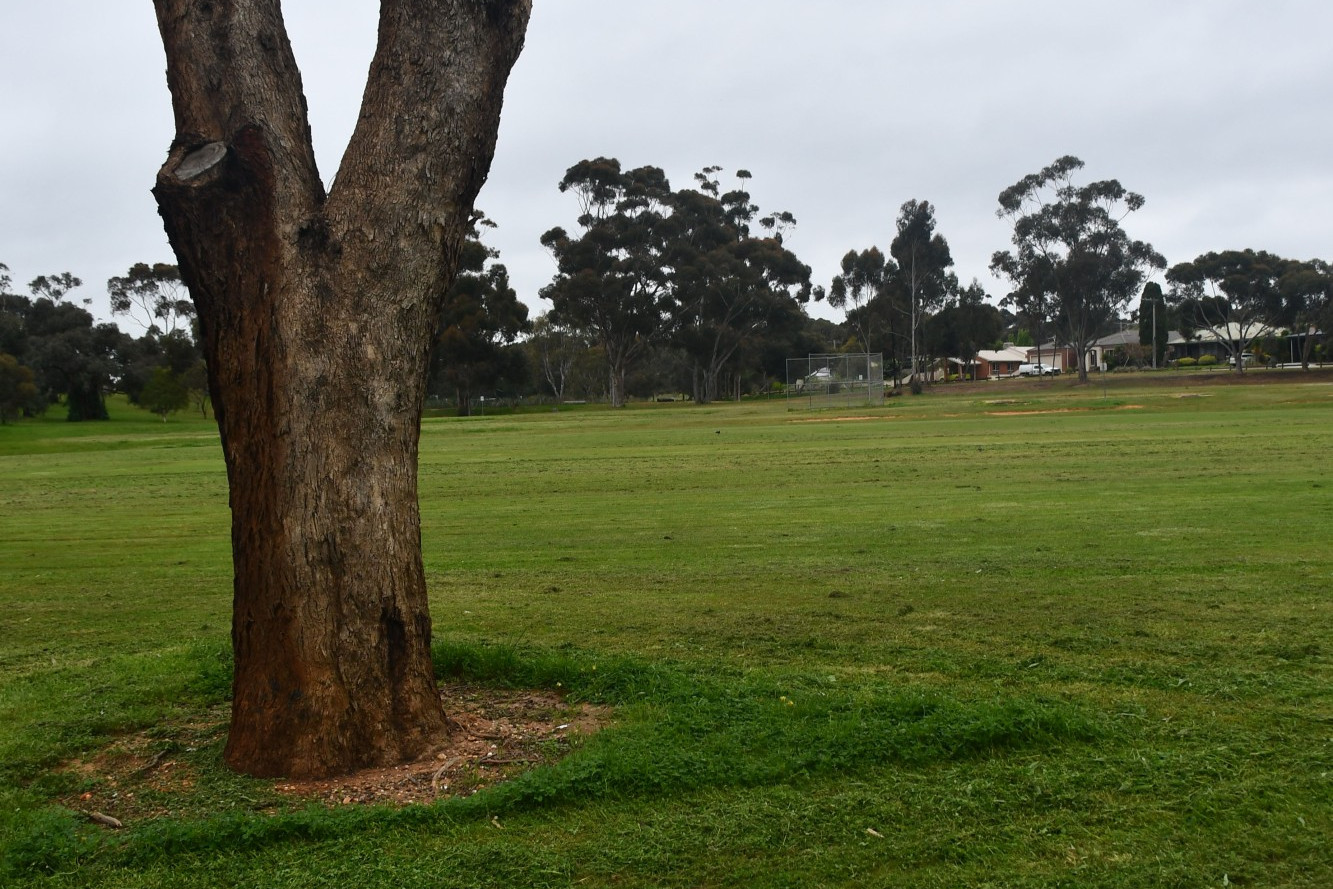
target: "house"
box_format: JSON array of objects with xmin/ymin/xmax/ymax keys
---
[
  {"xmin": 943, "ymin": 343, "xmax": 1074, "ymax": 380},
  {"xmin": 1029, "ymin": 342, "xmax": 1073, "ymax": 373},
  {"xmin": 1167, "ymin": 323, "xmax": 1277, "ymax": 363},
  {"xmin": 972, "ymin": 347, "xmax": 1029, "ymax": 380},
  {"xmin": 1088, "ymin": 329, "xmax": 1144, "ymax": 371}
]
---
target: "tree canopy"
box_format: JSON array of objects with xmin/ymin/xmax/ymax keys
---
[
  {"xmin": 542, "ymin": 160, "xmax": 812, "ymax": 405},
  {"xmin": 431, "ymin": 217, "xmax": 531, "ymax": 415},
  {"xmin": 107, "ymin": 262, "xmax": 195, "ymax": 335},
  {"xmin": 991, "ymin": 156, "xmax": 1164, "ymax": 382},
  {"xmin": 1166, "ymin": 249, "xmax": 1286, "ymax": 371}
]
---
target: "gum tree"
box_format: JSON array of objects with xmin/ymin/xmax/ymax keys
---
[
  {"xmin": 992, "ymin": 156, "xmax": 1164, "ymax": 382},
  {"xmin": 890, "ymin": 200, "xmax": 953, "ymax": 388},
  {"xmin": 828, "ymin": 247, "xmax": 890, "ymax": 353},
  {"xmin": 540, "ymin": 159, "xmax": 674, "ymax": 407},
  {"xmin": 107, "ymin": 262, "xmax": 195, "ymax": 335},
  {"xmin": 151, "ymin": 0, "xmax": 530, "ymax": 778},
  {"xmin": 1166, "ymin": 250, "xmax": 1285, "ymax": 372},
  {"xmin": 668, "ymin": 168, "xmax": 812, "ymax": 403}
]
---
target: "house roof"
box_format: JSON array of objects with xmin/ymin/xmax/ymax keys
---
[
  {"xmin": 1167, "ymin": 323, "xmax": 1278, "ymax": 345},
  {"xmin": 977, "ymin": 348, "xmax": 1028, "ymax": 363},
  {"xmin": 1092, "ymin": 329, "xmax": 1141, "ymax": 348}
]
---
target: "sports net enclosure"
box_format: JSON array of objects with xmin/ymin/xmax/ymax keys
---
[{"xmin": 785, "ymin": 353, "xmax": 885, "ymax": 409}]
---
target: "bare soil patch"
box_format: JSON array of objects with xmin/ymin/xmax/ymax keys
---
[
  {"xmin": 985, "ymin": 405, "xmax": 1144, "ymax": 416},
  {"xmin": 790, "ymin": 415, "xmax": 894, "ymax": 423},
  {"xmin": 276, "ymin": 684, "xmax": 607, "ymax": 806},
  {"xmin": 56, "ymin": 684, "xmax": 609, "ymax": 823}
]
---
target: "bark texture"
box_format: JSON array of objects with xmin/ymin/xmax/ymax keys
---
[{"xmin": 152, "ymin": 0, "xmax": 530, "ymax": 778}]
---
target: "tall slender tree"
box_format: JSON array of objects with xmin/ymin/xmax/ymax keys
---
[
  {"xmin": 890, "ymin": 200, "xmax": 954, "ymax": 388},
  {"xmin": 1137, "ymin": 281, "xmax": 1168, "ymax": 368},
  {"xmin": 828, "ymin": 247, "xmax": 890, "ymax": 352},
  {"xmin": 430, "ymin": 217, "xmax": 530, "ymax": 415},
  {"xmin": 151, "ymin": 0, "xmax": 531, "ymax": 778}
]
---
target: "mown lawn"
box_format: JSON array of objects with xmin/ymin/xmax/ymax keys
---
[{"xmin": 2, "ymin": 374, "xmax": 1330, "ymax": 888}]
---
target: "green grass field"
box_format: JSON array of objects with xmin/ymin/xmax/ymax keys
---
[{"xmin": 2, "ymin": 374, "xmax": 1330, "ymax": 887}]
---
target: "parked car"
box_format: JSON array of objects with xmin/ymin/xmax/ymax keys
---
[
  {"xmin": 1227, "ymin": 352, "xmax": 1256, "ymax": 367},
  {"xmin": 1016, "ymin": 363, "xmax": 1057, "ymax": 376}
]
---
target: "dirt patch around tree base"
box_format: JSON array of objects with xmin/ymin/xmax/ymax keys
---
[
  {"xmin": 56, "ymin": 683, "xmax": 609, "ymax": 824},
  {"xmin": 275, "ymin": 684, "xmax": 607, "ymax": 806}
]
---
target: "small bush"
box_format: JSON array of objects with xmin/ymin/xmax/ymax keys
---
[
  {"xmin": 1176, "ymin": 357, "xmax": 1197, "ymax": 367},
  {"xmin": 1198, "ymin": 354, "xmax": 1218, "ymax": 366}
]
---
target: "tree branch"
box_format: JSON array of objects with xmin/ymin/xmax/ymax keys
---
[
  {"xmin": 327, "ymin": 0, "xmax": 532, "ymax": 280},
  {"xmin": 153, "ymin": 0, "xmax": 323, "ymax": 210}
]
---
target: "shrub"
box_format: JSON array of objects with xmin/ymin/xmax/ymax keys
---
[
  {"xmin": 1198, "ymin": 354, "xmax": 1218, "ymax": 366},
  {"xmin": 1176, "ymin": 357, "xmax": 1197, "ymax": 367}
]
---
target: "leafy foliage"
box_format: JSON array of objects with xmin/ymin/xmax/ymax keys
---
[
  {"xmin": 924, "ymin": 282, "xmax": 1002, "ymax": 379},
  {"xmin": 541, "ymin": 159, "xmax": 674, "ymax": 407},
  {"xmin": 107, "ymin": 263, "xmax": 195, "ymax": 336},
  {"xmin": 138, "ymin": 367, "xmax": 189, "ymax": 421},
  {"xmin": 542, "ymin": 160, "xmax": 812, "ymax": 405},
  {"xmin": 430, "ymin": 217, "xmax": 531, "ymax": 415},
  {"xmin": 667, "ymin": 167, "xmax": 812, "ymax": 402},
  {"xmin": 0, "ymin": 352, "xmax": 43, "ymax": 422},
  {"xmin": 1137, "ymin": 281, "xmax": 1169, "ymax": 367},
  {"xmin": 991, "ymin": 156, "xmax": 1164, "ymax": 381},
  {"xmin": 1164, "ymin": 249, "xmax": 1333, "ymax": 371}
]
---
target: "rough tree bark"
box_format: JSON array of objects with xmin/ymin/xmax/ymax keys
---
[{"xmin": 151, "ymin": 0, "xmax": 530, "ymax": 778}]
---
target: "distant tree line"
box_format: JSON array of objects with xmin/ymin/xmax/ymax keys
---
[
  {"xmin": 0, "ymin": 261, "xmax": 206, "ymax": 423},
  {"xmin": 6, "ymin": 156, "xmax": 1331, "ymax": 422}
]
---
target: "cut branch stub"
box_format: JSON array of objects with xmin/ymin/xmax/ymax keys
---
[{"xmin": 172, "ymin": 142, "xmax": 228, "ymax": 182}]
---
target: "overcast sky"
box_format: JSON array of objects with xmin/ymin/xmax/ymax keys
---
[{"xmin": 3, "ymin": 1, "xmax": 1330, "ymax": 329}]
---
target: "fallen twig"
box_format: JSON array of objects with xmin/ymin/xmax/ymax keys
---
[
  {"xmin": 430, "ymin": 756, "xmax": 463, "ymax": 792},
  {"xmin": 85, "ymin": 811, "xmax": 124, "ymax": 829}
]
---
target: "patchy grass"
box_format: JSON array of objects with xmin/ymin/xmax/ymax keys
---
[{"xmin": 1, "ymin": 378, "xmax": 1331, "ymax": 887}]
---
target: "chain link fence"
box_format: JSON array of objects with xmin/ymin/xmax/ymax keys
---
[{"xmin": 785, "ymin": 353, "xmax": 884, "ymax": 409}]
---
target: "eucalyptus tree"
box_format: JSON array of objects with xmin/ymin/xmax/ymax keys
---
[
  {"xmin": 1166, "ymin": 249, "xmax": 1286, "ymax": 372},
  {"xmin": 151, "ymin": 0, "xmax": 531, "ymax": 778},
  {"xmin": 23, "ymin": 299, "xmax": 122, "ymax": 421},
  {"xmin": 1277, "ymin": 258, "xmax": 1332, "ymax": 368},
  {"xmin": 107, "ymin": 262, "xmax": 195, "ymax": 335},
  {"xmin": 0, "ymin": 352, "xmax": 41, "ymax": 423},
  {"xmin": 28, "ymin": 272, "xmax": 83, "ymax": 305},
  {"xmin": 924, "ymin": 281, "xmax": 1001, "ymax": 380},
  {"xmin": 430, "ymin": 218, "xmax": 530, "ymax": 415},
  {"xmin": 890, "ymin": 200, "xmax": 954, "ymax": 387},
  {"xmin": 828, "ymin": 247, "xmax": 891, "ymax": 352},
  {"xmin": 525, "ymin": 313, "xmax": 588, "ymax": 402},
  {"xmin": 991, "ymin": 156, "xmax": 1164, "ymax": 382},
  {"xmin": 541, "ymin": 159, "xmax": 674, "ymax": 407},
  {"xmin": 667, "ymin": 167, "xmax": 812, "ymax": 403}
]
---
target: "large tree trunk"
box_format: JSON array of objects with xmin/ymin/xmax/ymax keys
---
[
  {"xmin": 152, "ymin": 0, "xmax": 530, "ymax": 779},
  {"xmin": 608, "ymin": 357, "xmax": 628, "ymax": 408}
]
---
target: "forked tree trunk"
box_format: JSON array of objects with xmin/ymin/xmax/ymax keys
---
[{"xmin": 152, "ymin": 0, "xmax": 530, "ymax": 778}]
